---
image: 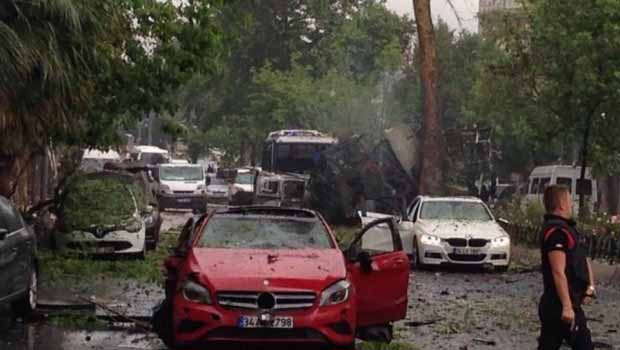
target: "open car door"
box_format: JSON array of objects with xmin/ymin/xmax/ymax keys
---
[{"xmin": 346, "ymin": 217, "xmax": 409, "ymax": 333}]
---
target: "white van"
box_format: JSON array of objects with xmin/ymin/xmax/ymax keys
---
[
  {"xmin": 131, "ymin": 145, "xmax": 170, "ymax": 165},
  {"xmin": 156, "ymin": 163, "xmax": 208, "ymax": 213},
  {"xmin": 525, "ymin": 165, "xmax": 597, "ymax": 213},
  {"xmin": 80, "ymin": 149, "xmax": 121, "ymax": 172}
]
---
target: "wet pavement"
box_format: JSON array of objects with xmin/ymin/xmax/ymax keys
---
[
  {"xmin": 398, "ymin": 268, "xmax": 620, "ymax": 349},
  {"xmin": 1, "ymin": 211, "xmax": 619, "ymax": 350},
  {"xmin": 0, "ymin": 324, "xmax": 166, "ymax": 350}
]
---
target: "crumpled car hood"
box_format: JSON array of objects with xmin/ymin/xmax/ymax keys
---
[{"xmin": 188, "ymin": 248, "xmax": 347, "ymax": 292}]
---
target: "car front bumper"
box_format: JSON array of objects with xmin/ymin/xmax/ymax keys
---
[
  {"xmin": 206, "ymin": 193, "xmax": 229, "ymax": 204},
  {"xmin": 172, "ymin": 297, "xmax": 356, "ymax": 347},
  {"xmin": 158, "ymin": 193, "xmax": 207, "ymax": 210},
  {"xmin": 58, "ymin": 227, "xmax": 146, "ymax": 254},
  {"xmin": 418, "ymin": 240, "xmax": 510, "ymax": 266}
]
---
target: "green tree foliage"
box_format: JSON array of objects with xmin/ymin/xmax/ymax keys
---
[
  {"xmin": 470, "ymin": 0, "xmax": 620, "ymax": 177},
  {"xmin": 0, "ymin": 0, "xmax": 226, "ymax": 154},
  {"xmin": 178, "ymin": 1, "xmax": 415, "ymax": 163},
  {"xmin": 0, "ymin": 0, "xmax": 98, "ymax": 154}
]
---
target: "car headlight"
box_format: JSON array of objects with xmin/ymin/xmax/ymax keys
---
[
  {"xmin": 320, "ymin": 280, "xmax": 351, "ymax": 306},
  {"xmin": 143, "ymin": 215, "xmax": 154, "ymax": 226},
  {"xmin": 491, "ymin": 236, "xmax": 510, "ymax": 247},
  {"xmin": 125, "ymin": 219, "xmax": 143, "ymax": 232},
  {"xmin": 159, "ymin": 184, "xmax": 172, "ymax": 194},
  {"xmin": 182, "ymin": 279, "xmax": 212, "ymax": 304},
  {"xmin": 420, "ymin": 234, "xmax": 442, "ymax": 246}
]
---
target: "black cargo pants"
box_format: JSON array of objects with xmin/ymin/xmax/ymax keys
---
[{"xmin": 538, "ymin": 301, "xmax": 593, "ymax": 350}]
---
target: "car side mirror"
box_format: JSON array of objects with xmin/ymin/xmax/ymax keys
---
[
  {"xmin": 0, "ymin": 228, "xmax": 7, "ymax": 240},
  {"xmin": 142, "ymin": 205, "xmax": 154, "ymax": 215},
  {"xmin": 497, "ymin": 218, "xmax": 510, "ymax": 226}
]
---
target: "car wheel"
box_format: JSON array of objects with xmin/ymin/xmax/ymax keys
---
[
  {"xmin": 152, "ymin": 298, "xmax": 175, "ymax": 348},
  {"xmin": 495, "ymin": 264, "xmax": 510, "ymax": 273},
  {"xmin": 146, "ymin": 240, "xmax": 157, "ymax": 251},
  {"xmin": 12, "ymin": 267, "xmax": 38, "ymax": 316}
]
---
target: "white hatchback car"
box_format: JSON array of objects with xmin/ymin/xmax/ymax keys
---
[{"xmin": 360, "ymin": 196, "xmax": 511, "ymax": 271}]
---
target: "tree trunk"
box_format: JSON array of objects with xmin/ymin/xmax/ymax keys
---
[
  {"xmin": 239, "ymin": 137, "xmax": 248, "ymax": 166},
  {"xmin": 413, "ymin": 0, "xmax": 443, "ymax": 195}
]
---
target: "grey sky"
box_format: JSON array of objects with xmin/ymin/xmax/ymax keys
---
[{"xmin": 385, "ymin": 0, "xmax": 479, "ymax": 33}]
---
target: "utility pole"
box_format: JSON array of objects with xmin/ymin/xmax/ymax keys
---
[{"xmin": 578, "ymin": 112, "xmax": 596, "ymax": 217}]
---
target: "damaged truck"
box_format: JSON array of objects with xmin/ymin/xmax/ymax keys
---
[{"xmin": 249, "ymin": 127, "xmax": 419, "ymax": 224}]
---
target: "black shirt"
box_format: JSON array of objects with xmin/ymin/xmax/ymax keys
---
[{"xmin": 540, "ymin": 214, "xmax": 590, "ymax": 307}]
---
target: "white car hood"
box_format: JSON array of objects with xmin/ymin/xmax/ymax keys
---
[
  {"xmin": 418, "ymin": 220, "xmax": 507, "ymax": 240},
  {"xmin": 161, "ymin": 180, "xmax": 202, "ymax": 191}
]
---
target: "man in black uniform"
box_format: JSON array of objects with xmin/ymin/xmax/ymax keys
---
[{"xmin": 538, "ymin": 185, "xmax": 597, "ymax": 350}]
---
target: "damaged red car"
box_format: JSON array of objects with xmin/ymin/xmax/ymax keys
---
[{"xmin": 153, "ymin": 206, "xmax": 409, "ymax": 349}]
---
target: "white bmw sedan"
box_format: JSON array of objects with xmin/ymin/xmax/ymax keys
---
[{"xmin": 360, "ymin": 196, "xmax": 511, "ymax": 271}]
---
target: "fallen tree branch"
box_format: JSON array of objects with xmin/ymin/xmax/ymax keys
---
[{"xmin": 78, "ymin": 296, "xmax": 151, "ymax": 331}]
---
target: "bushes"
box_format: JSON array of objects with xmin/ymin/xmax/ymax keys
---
[{"xmin": 494, "ymin": 197, "xmax": 620, "ymax": 263}]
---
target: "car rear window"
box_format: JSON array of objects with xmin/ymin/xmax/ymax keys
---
[
  {"xmin": 197, "ymin": 215, "xmax": 333, "ymax": 250},
  {"xmin": 420, "ymin": 201, "xmax": 492, "ymax": 221}
]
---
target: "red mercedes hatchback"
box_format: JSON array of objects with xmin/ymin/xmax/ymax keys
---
[{"xmin": 153, "ymin": 206, "xmax": 409, "ymax": 349}]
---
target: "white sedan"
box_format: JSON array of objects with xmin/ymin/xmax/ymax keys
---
[{"xmin": 359, "ymin": 196, "xmax": 510, "ymax": 271}]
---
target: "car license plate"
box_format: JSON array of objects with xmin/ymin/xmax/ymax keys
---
[
  {"xmin": 453, "ymin": 247, "xmax": 480, "ymax": 255},
  {"xmin": 177, "ymin": 198, "xmax": 191, "ymax": 203},
  {"xmin": 238, "ymin": 316, "xmax": 294, "ymax": 329}
]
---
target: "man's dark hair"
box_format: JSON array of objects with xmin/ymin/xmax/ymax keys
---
[{"xmin": 543, "ymin": 184, "xmax": 570, "ymax": 213}]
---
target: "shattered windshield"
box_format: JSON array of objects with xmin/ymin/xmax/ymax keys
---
[
  {"xmin": 160, "ymin": 166, "xmax": 204, "ymax": 181},
  {"xmin": 197, "ymin": 215, "xmax": 333, "ymax": 249},
  {"xmin": 420, "ymin": 201, "xmax": 492, "ymax": 221}
]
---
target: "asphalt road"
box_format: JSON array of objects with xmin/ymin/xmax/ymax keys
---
[{"xmin": 1, "ymin": 210, "xmax": 619, "ymax": 350}]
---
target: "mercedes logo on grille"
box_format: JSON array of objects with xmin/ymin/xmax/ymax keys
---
[{"xmin": 257, "ymin": 292, "xmax": 276, "ymax": 309}]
